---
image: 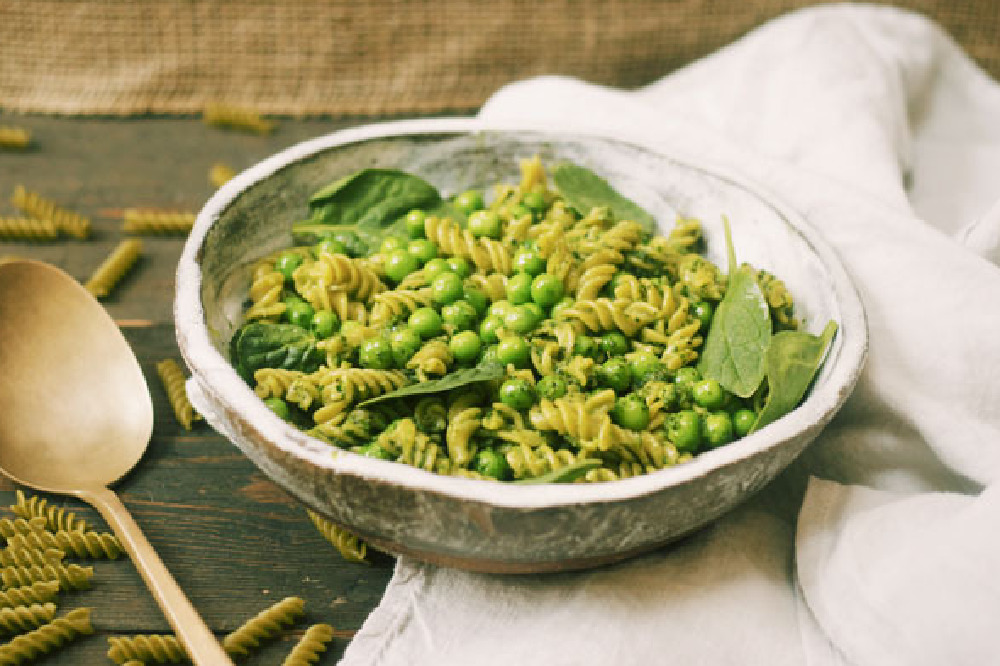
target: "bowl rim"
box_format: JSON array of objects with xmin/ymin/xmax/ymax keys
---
[{"xmin": 175, "ymin": 116, "xmax": 868, "ymax": 511}]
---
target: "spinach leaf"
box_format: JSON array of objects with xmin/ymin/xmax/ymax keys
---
[
  {"xmin": 751, "ymin": 320, "xmax": 837, "ymax": 433},
  {"xmin": 513, "ymin": 459, "xmax": 603, "ymax": 484},
  {"xmin": 697, "ymin": 218, "xmax": 771, "ymax": 398},
  {"xmin": 552, "ymin": 164, "xmax": 657, "ymax": 234},
  {"xmin": 231, "ymin": 322, "xmax": 324, "ymax": 383},
  {"xmin": 358, "ymin": 364, "xmax": 505, "ymax": 407},
  {"xmin": 308, "ymin": 168, "xmax": 441, "ymax": 229}
]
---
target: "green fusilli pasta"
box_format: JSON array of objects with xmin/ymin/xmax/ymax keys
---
[
  {"xmin": 0, "ymin": 582, "xmax": 60, "ymax": 610},
  {"xmin": 0, "ymin": 218, "xmax": 58, "ymax": 241},
  {"xmin": 10, "ymin": 185, "xmax": 90, "ymax": 239},
  {"xmin": 0, "ymin": 603, "xmax": 57, "ymax": 636},
  {"xmin": 7, "ymin": 529, "xmax": 123, "ymax": 560},
  {"xmin": 222, "ymin": 596, "xmax": 305, "ymax": 658},
  {"xmin": 106, "ymin": 634, "xmax": 187, "ymax": 664},
  {"xmin": 0, "ymin": 127, "xmax": 31, "ymax": 150},
  {"xmin": 10, "ymin": 490, "xmax": 90, "ymax": 533},
  {"xmin": 307, "ymin": 510, "xmax": 367, "ymax": 563},
  {"xmin": 156, "ymin": 359, "xmax": 200, "ymax": 430},
  {"xmin": 84, "ymin": 239, "xmax": 142, "ymax": 298},
  {"xmin": 0, "ymin": 548, "xmax": 64, "ymax": 568},
  {"xmin": 281, "ymin": 623, "xmax": 335, "ymax": 666},
  {"xmin": 0, "ymin": 607, "xmax": 93, "ymax": 664},
  {"xmin": 0, "ymin": 563, "xmax": 93, "ymax": 591},
  {"xmin": 203, "ymin": 103, "xmax": 276, "ymax": 134},
  {"xmin": 210, "ymin": 163, "xmax": 236, "ymax": 188},
  {"xmin": 122, "ymin": 210, "xmax": 196, "ymax": 235}
]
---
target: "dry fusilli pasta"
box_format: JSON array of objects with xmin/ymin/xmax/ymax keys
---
[
  {"xmin": 156, "ymin": 359, "xmax": 200, "ymax": 430},
  {"xmin": 11, "ymin": 186, "xmax": 90, "ymax": 239},
  {"xmin": 84, "ymin": 238, "xmax": 142, "ymax": 298}
]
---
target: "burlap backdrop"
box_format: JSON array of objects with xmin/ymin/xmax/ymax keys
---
[{"xmin": 1, "ymin": 0, "xmax": 998, "ymax": 116}]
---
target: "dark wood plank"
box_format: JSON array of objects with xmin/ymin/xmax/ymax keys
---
[{"xmin": 0, "ymin": 114, "xmax": 411, "ymax": 664}]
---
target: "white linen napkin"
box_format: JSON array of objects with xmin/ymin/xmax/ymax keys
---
[{"xmin": 339, "ymin": 5, "xmax": 1000, "ymax": 665}]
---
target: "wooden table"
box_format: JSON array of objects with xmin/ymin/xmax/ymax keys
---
[{"xmin": 0, "ymin": 113, "xmax": 411, "ymax": 664}]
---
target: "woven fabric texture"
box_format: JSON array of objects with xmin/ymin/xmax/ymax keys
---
[{"xmin": 1, "ymin": 0, "xmax": 998, "ymax": 116}]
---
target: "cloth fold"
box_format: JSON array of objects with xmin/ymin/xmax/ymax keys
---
[{"xmin": 340, "ymin": 5, "xmax": 1000, "ymax": 664}]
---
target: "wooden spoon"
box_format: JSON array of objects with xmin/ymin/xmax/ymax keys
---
[{"xmin": 0, "ymin": 259, "xmax": 234, "ymax": 665}]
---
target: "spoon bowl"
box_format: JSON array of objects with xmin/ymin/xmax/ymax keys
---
[{"xmin": 0, "ymin": 259, "xmax": 233, "ymax": 665}]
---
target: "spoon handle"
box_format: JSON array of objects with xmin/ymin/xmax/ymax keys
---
[{"xmin": 78, "ymin": 486, "xmax": 235, "ymax": 666}]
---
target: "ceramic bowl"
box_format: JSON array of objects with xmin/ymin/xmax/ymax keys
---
[{"xmin": 175, "ymin": 117, "xmax": 867, "ymax": 573}]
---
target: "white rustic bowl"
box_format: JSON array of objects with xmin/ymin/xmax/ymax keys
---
[{"xmin": 176, "ymin": 118, "xmax": 867, "ymax": 573}]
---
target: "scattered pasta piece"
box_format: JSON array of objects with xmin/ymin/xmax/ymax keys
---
[
  {"xmin": 122, "ymin": 209, "xmax": 196, "ymax": 235},
  {"xmin": 209, "ymin": 163, "xmax": 236, "ymax": 188},
  {"xmin": 84, "ymin": 238, "xmax": 142, "ymax": 298},
  {"xmin": 156, "ymin": 359, "xmax": 201, "ymax": 430},
  {"xmin": 0, "ymin": 126, "xmax": 31, "ymax": 150},
  {"xmin": 0, "ymin": 607, "xmax": 94, "ymax": 664},
  {"xmin": 307, "ymin": 510, "xmax": 367, "ymax": 563},
  {"xmin": 0, "ymin": 602, "xmax": 57, "ymax": 636},
  {"xmin": 0, "ymin": 218, "xmax": 58, "ymax": 241},
  {"xmin": 0, "ymin": 548, "xmax": 64, "ymax": 568},
  {"xmin": 0, "ymin": 562, "xmax": 94, "ymax": 591},
  {"xmin": 0, "ymin": 516, "xmax": 47, "ymax": 539},
  {"xmin": 281, "ymin": 623, "xmax": 335, "ymax": 666},
  {"xmin": 7, "ymin": 529, "xmax": 123, "ymax": 560},
  {"xmin": 0, "ymin": 581, "xmax": 60, "ymax": 610},
  {"xmin": 10, "ymin": 490, "xmax": 91, "ymax": 533},
  {"xmin": 222, "ymin": 596, "xmax": 305, "ymax": 658},
  {"xmin": 106, "ymin": 633, "xmax": 187, "ymax": 664},
  {"xmin": 203, "ymin": 103, "xmax": 275, "ymax": 134},
  {"xmin": 11, "ymin": 185, "xmax": 90, "ymax": 239}
]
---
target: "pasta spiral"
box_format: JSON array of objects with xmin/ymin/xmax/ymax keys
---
[
  {"xmin": 304, "ymin": 252, "xmax": 386, "ymax": 301},
  {"xmin": 0, "ymin": 126, "xmax": 31, "ymax": 150},
  {"xmin": 281, "ymin": 622, "xmax": 336, "ymax": 666},
  {"xmin": 0, "ymin": 517, "xmax": 47, "ymax": 540},
  {"xmin": 106, "ymin": 634, "xmax": 187, "ymax": 664},
  {"xmin": 0, "ymin": 607, "xmax": 94, "ymax": 664},
  {"xmin": 10, "ymin": 186, "xmax": 90, "ymax": 239},
  {"xmin": 0, "ymin": 581, "xmax": 60, "ymax": 610},
  {"xmin": 0, "ymin": 563, "xmax": 94, "ymax": 591},
  {"xmin": 7, "ymin": 529, "xmax": 124, "ymax": 560},
  {"xmin": 0, "ymin": 548, "xmax": 64, "ymax": 568},
  {"xmin": 84, "ymin": 239, "xmax": 142, "ymax": 298},
  {"xmin": 122, "ymin": 210, "xmax": 196, "ymax": 235},
  {"xmin": 222, "ymin": 596, "xmax": 305, "ymax": 658},
  {"xmin": 0, "ymin": 603, "xmax": 57, "ymax": 636},
  {"xmin": 156, "ymin": 359, "xmax": 200, "ymax": 430},
  {"xmin": 203, "ymin": 102, "xmax": 275, "ymax": 134},
  {"xmin": 423, "ymin": 216, "xmax": 512, "ymax": 275},
  {"xmin": 307, "ymin": 510, "xmax": 367, "ymax": 563},
  {"xmin": 560, "ymin": 298, "xmax": 660, "ymax": 336},
  {"xmin": 369, "ymin": 288, "xmax": 434, "ymax": 326},
  {"xmin": 0, "ymin": 218, "xmax": 58, "ymax": 241}
]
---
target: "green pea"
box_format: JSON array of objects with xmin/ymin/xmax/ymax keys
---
[
  {"xmin": 463, "ymin": 287, "xmax": 489, "ymax": 317},
  {"xmin": 330, "ymin": 230, "xmax": 365, "ymax": 257},
  {"xmin": 674, "ymin": 366, "xmax": 701, "ymax": 386},
  {"xmin": 702, "ymin": 412, "xmax": 734, "ymax": 448},
  {"xmin": 264, "ymin": 397, "xmax": 291, "ymax": 420},
  {"xmin": 408, "ymin": 307, "xmax": 443, "ymax": 339},
  {"xmin": 536, "ymin": 375, "xmax": 567, "ymax": 400},
  {"xmin": 380, "ymin": 236, "xmax": 407, "ymax": 253},
  {"xmin": 692, "ymin": 378, "xmax": 727, "ymax": 410},
  {"xmin": 423, "ymin": 257, "xmax": 450, "ymax": 281},
  {"xmin": 285, "ymin": 300, "xmax": 315, "ymax": 328},
  {"xmin": 503, "ymin": 305, "xmax": 537, "ymax": 334},
  {"xmin": 361, "ymin": 442, "xmax": 394, "ymax": 460},
  {"xmin": 274, "ymin": 251, "xmax": 303, "ymax": 280},
  {"xmin": 313, "ymin": 238, "xmax": 346, "ymax": 257},
  {"xmin": 479, "ymin": 315, "xmax": 505, "ymax": 344},
  {"xmin": 404, "ymin": 209, "xmax": 427, "ymax": 238},
  {"xmin": 629, "ymin": 351, "xmax": 663, "ymax": 382},
  {"xmin": 732, "ymin": 408, "xmax": 757, "ymax": 438},
  {"xmin": 390, "ymin": 327, "xmax": 423, "ymax": 366},
  {"xmin": 488, "ymin": 300, "xmax": 514, "ymax": 319},
  {"xmin": 384, "ymin": 249, "xmax": 421, "ymax": 284},
  {"xmin": 496, "ymin": 336, "xmax": 530, "ymax": 368},
  {"xmin": 468, "ymin": 210, "xmax": 503, "ymax": 239},
  {"xmin": 530, "ymin": 273, "xmax": 564, "ymax": 308},
  {"xmin": 522, "ymin": 302, "xmax": 546, "ymax": 327},
  {"xmin": 311, "ymin": 310, "xmax": 339, "ymax": 338},
  {"xmin": 512, "ymin": 248, "xmax": 546, "ymax": 276},
  {"xmin": 499, "ymin": 378, "xmax": 536, "ymax": 411},
  {"xmin": 473, "ymin": 448, "xmax": 512, "ymax": 481},
  {"xmin": 601, "ymin": 332, "xmax": 630, "ymax": 357},
  {"xmin": 358, "ymin": 338, "xmax": 395, "ymax": 370},
  {"xmin": 454, "ymin": 189, "xmax": 485, "ymax": 215},
  {"xmin": 441, "ymin": 300, "xmax": 478, "ymax": 331},
  {"xmin": 611, "ymin": 395, "xmax": 650, "ymax": 431},
  {"xmin": 692, "ymin": 301, "xmax": 715, "ymax": 333},
  {"xmin": 445, "ymin": 256, "xmax": 473, "ymax": 278},
  {"xmin": 574, "ymin": 335, "xmax": 598, "ymax": 359},
  {"xmin": 550, "ymin": 296, "xmax": 575, "ymax": 320},
  {"xmin": 407, "ymin": 238, "xmax": 438, "ymax": 265},
  {"xmin": 449, "ymin": 330, "xmax": 482, "ymax": 364},
  {"xmin": 667, "ymin": 410, "xmax": 701, "ymax": 452},
  {"xmin": 599, "ymin": 357, "xmax": 632, "ymax": 393},
  {"xmin": 522, "ymin": 191, "xmax": 547, "ymax": 213},
  {"xmin": 431, "ymin": 271, "xmax": 465, "ymax": 306},
  {"xmin": 506, "ymin": 272, "xmax": 533, "ymax": 305},
  {"xmin": 283, "ymin": 293, "xmax": 306, "ymax": 309}
]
